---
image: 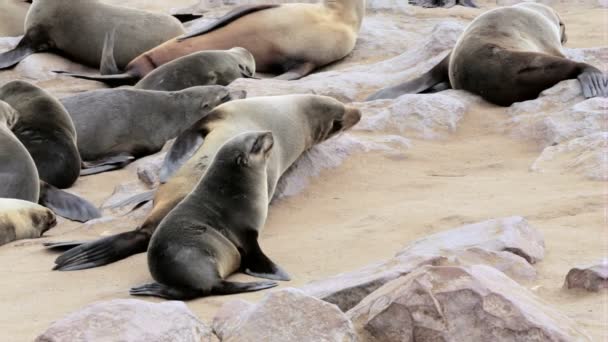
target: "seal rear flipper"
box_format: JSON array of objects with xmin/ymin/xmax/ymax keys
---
[
  {"xmin": 38, "ymin": 182, "xmax": 101, "ymax": 223},
  {"xmin": 241, "ymin": 239, "xmax": 291, "ymax": 281},
  {"xmin": 366, "ymin": 52, "xmax": 451, "ymax": 101},
  {"xmin": 172, "ymin": 14, "xmax": 204, "ymax": 23},
  {"xmin": 100, "ymin": 28, "xmax": 119, "ymax": 75},
  {"xmin": 81, "ymin": 154, "xmax": 135, "ymax": 176},
  {"xmin": 159, "ymin": 121, "xmax": 207, "ymax": 183},
  {"xmin": 53, "ymin": 230, "xmax": 149, "ymax": 271},
  {"xmin": 53, "ymin": 71, "xmax": 138, "ymax": 87},
  {"xmin": 578, "ymin": 66, "xmax": 608, "ymax": 98},
  {"xmin": 177, "ymin": 4, "xmax": 280, "ymax": 41},
  {"xmin": 275, "ymin": 62, "xmax": 317, "ymax": 81},
  {"xmin": 43, "ymin": 240, "xmax": 87, "ymax": 251}
]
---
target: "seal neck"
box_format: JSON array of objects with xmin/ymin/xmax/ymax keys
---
[{"xmin": 324, "ymin": 0, "xmax": 366, "ymax": 30}]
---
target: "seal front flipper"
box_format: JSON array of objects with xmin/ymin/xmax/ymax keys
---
[
  {"xmin": 53, "ymin": 230, "xmax": 149, "ymax": 271},
  {"xmin": 53, "ymin": 70, "xmax": 138, "ymax": 87},
  {"xmin": 81, "ymin": 154, "xmax": 135, "ymax": 176},
  {"xmin": 366, "ymin": 52, "xmax": 451, "ymax": 101},
  {"xmin": 274, "ymin": 62, "xmax": 317, "ymax": 81},
  {"xmin": 104, "ymin": 190, "xmax": 155, "ymax": 212},
  {"xmin": 241, "ymin": 237, "xmax": 291, "ymax": 281},
  {"xmin": 38, "ymin": 182, "xmax": 101, "ymax": 223},
  {"xmin": 0, "ymin": 28, "xmax": 44, "ymax": 69},
  {"xmin": 130, "ymin": 280, "xmax": 277, "ymax": 300},
  {"xmin": 177, "ymin": 4, "xmax": 280, "ymax": 41},
  {"xmin": 578, "ymin": 66, "xmax": 608, "ymax": 98},
  {"xmin": 159, "ymin": 119, "xmax": 208, "ymax": 183},
  {"xmin": 100, "ymin": 28, "xmax": 120, "ymax": 75}
]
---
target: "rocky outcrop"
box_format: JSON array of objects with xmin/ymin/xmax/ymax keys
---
[
  {"xmin": 212, "ymin": 288, "xmax": 357, "ymax": 342},
  {"xmin": 36, "ymin": 299, "xmax": 217, "ymax": 342},
  {"xmin": 565, "ymin": 259, "xmax": 608, "ymax": 291},
  {"xmin": 347, "ymin": 265, "xmax": 591, "ymax": 342}
]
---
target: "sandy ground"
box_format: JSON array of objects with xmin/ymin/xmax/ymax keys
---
[{"xmin": 0, "ymin": 1, "xmax": 606, "ymax": 341}]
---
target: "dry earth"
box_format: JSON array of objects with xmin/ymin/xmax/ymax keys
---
[{"xmin": 0, "ymin": 0, "xmax": 606, "ymax": 341}]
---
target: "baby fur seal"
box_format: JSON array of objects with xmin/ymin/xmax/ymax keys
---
[
  {"xmin": 0, "ymin": 0, "xmax": 185, "ymax": 70},
  {"xmin": 58, "ymin": 45, "xmax": 256, "ymax": 90},
  {"xmin": 0, "ymin": 100, "xmax": 100, "ymax": 222},
  {"xmin": 367, "ymin": 3, "xmax": 607, "ymax": 105},
  {"xmin": 71, "ymin": 0, "xmax": 366, "ymax": 81},
  {"xmin": 130, "ymin": 131, "xmax": 280, "ymax": 300},
  {"xmin": 0, "ymin": 80, "xmax": 81, "ymax": 189},
  {"xmin": 60, "ymin": 85, "xmax": 245, "ymax": 175},
  {"xmin": 0, "ymin": 198, "xmax": 57, "ymax": 247},
  {"xmin": 50, "ymin": 94, "xmax": 361, "ymax": 271}
]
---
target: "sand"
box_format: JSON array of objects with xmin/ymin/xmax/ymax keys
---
[{"xmin": 0, "ymin": 1, "xmax": 606, "ymax": 341}]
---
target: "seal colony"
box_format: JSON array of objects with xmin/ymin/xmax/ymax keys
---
[
  {"xmin": 0, "ymin": 0, "xmax": 605, "ymax": 309},
  {"xmin": 367, "ymin": 3, "xmax": 607, "ymax": 105}
]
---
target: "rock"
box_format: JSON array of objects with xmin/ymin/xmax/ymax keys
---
[
  {"xmin": 301, "ymin": 247, "xmax": 536, "ymax": 312},
  {"xmin": 530, "ymin": 132, "xmax": 608, "ymax": 181},
  {"xmin": 398, "ymin": 216, "xmax": 545, "ymax": 263},
  {"xmin": 212, "ymin": 288, "xmax": 357, "ymax": 342},
  {"xmin": 101, "ymin": 181, "xmax": 152, "ymax": 216},
  {"xmin": 36, "ymin": 299, "xmax": 216, "ymax": 342},
  {"xmin": 564, "ymin": 259, "xmax": 608, "ymax": 291},
  {"xmin": 132, "ymin": 152, "xmax": 166, "ymax": 187},
  {"xmin": 355, "ymin": 90, "xmax": 476, "ymax": 140},
  {"xmin": 347, "ymin": 265, "xmax": 591, "ymax": 342}
]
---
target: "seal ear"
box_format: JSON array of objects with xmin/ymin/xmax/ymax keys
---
[
  {"xmin": 159, "ymin": 118, "xmax": 209, "ymax": 183},
  {"xmin": 249, "ymin": 132, "xmax": 274, "ymax": 156}
]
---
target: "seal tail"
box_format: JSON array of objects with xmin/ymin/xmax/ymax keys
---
[
  {"xmin": 366, "ymin": 52, "xmax": 452, "ymax": 101},
  {"xmin": 130, "ymin": 280, "xmax": 278, "ymax": 300},
  {"xmin": 51, "ymin": 230, "xmax": 149, "ymax": 271},
  {"xmin": 38, "ymin": 181, "xmax": 101, "ymax": 223},
  {"xmin": 52, "ymin": 71, "xmax": 138, "ymax": 87}
]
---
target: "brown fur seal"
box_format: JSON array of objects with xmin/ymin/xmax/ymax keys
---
[
  {"xmin": 0, "ymin": 0, "xmax": 185, "ymax": 70},
  {"xmin": 56, "ymin": 46, "xmax": 257, "ymax": 90},
  {"xmin": 0, "ymin": 80, "xmax": 80, "ymax": 189},
  {"xmin": 0, "ymin": 99, "xmax": 100, "ymax": 222},
  {"xmin": 68, "ymin": 0, "xmax": 366, "ymax": 82},
  {"xmin": 0, "ymin": 199, "xmax": 56, "ymax": 247},
  {"xmin": 130, "ymin": 131, "xmax": 281, "ymax": 300},
  {"xmin": 367, "ymin": 3, "xmax": 607, "ymax": 105},
  {"xmin": 49, "ymin": 94, "xmax": 361, "ymax": 271},
  {"xmin": 60, "ymin": 85, "xmax": 245, "ymax": 175},
  {"xmin": 0, "ymin": 0, "xmax": 30, "ymax": 37}
]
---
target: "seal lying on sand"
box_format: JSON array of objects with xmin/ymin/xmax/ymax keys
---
[
  {"xmin": 131, "ymin": 132, "xmax": 282, "ymax": 300},
  {"xmin": 60, "ymin": 0, "xmax": 366, "ymax": 82},
  {"xmin": 367, "ymin": 3, "xmax": 607, "ymax": 105},
  {"xmin": 60, "ymin": 85, "xmax": 245, "ymax": 175},
  {"xmin": 0, "ymin": 0, "xmax": 185, "ymax": 70},
  {"xmin": 0, "ymin": 100, "xmax": 100, "ymax": 222},
  {"xmin": 49, "ymin": 95, "xmax": 361, "ymax": 270},
  {"xmin": 0, "ymin": 198, "xmax": 57, "ymax": 247}
]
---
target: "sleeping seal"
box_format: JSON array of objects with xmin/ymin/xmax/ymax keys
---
[
  {"xmin": 60, "ymin": 85, "xmax": 245, "ymax": 175},
  {"xmin": 49, "ymin": 94, "xmax": 361, "ymax": 270},
  {"xmin": 0, "ymin": 198, "xmax": 56, "ymax": 247},
  {"xmin": 0, "ymin": 0, "xmax": 185, "ymax": 70},
  {"xmin": 130, "ymin": 131, "xmax": 281, "ymax": 300},
  {"xmin": 367, "ymin": 3, "xmax": 607, "ymax": 105}
]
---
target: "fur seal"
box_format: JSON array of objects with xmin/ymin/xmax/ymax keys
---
[
  {"xmin": 49, "ymin": 94, "xmax": 361, "ymax": 271},
  {"xmin": 65, "ymin": 0, "xmax": 366, "ymax": 82},
  {"xmin": 0, "ymin": 80, "xmax": 81, "ymax": 189},
  {"xmin": 408, "ymin": 0, "xmax": 477, "ymax": 8},
  {"xmin": 0, "ymin": 0, "xmax": 30, "ymax": 37},
  {"xmin": 58, "ymin": 46, "xmax": 257, "ymax": 90},
  {"xmin": 0, "ymin": 0, "xmax": 185, "ymax": 70},
  {"xmin": 60, "ymin": 85, "xmax": 245, "ymax": 175},
  {"xmin": 0, "ymin": 99, "xmax": 100, "ymax": 222},
  {"xmin": 0, "ymin": 198, "xmax": 56, "ymax": 247},
  {"xmin": 367, "ymin": 3, "xmax": 607, "ymax": 105},
  {"xmin": 130, "ymin": 131, "xmax": 282, "ymax": 299}
]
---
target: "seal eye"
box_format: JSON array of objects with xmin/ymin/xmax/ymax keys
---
[{"xmin": 202, "ymin": 102, "xmax": 210, "ymax": 109}]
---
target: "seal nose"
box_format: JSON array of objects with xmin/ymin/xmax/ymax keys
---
[{"xmin": 343, "ymin": 106, "xmax": 362, "ymax": 130}]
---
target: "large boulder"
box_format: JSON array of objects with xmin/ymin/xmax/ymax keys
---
[
  {"xmin": 212, "ymin": 288, "xmax": 357, "ymax": 342},
  {"xmin": 347, "ymin": 265, "xmax": 591, "ymax": 342},
  {"xmin": 35, "ymin": 299, "xmax": 216, "ymax": 342}
]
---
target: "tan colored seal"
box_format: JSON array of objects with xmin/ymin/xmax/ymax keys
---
[
  {"xmin": 0, "ymin": 198, "xmax": 56, "ymax": 247},
  {"xmin": 367, "ymin": 3, "xmax": 607, "ymax": 105}
]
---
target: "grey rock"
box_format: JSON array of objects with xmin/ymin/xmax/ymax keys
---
[{"xmin": 565, "ymin": 259, "xmax": 608, "ymax": 291}]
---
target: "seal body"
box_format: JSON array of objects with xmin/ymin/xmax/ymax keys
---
[
  {"xmin": 60, "ymin": 85, "xmax": 241, "ymax": 164},
  {"xmin": 0, "ymin": 198, "xmax": 56, "ymax": 246},
  {"xmin": 367, "ymin": 3, "xmax": 607, "ymax": 105},
  {"xmin": 0, "ymin": 80, "xmax": 80, "ymax": 189},
  {"xmin": 133, "ymin": 47, "xmax": 256, "ymax": 91},
  {"xmin": 52, "ymin": 94, "xmax": 361, "ymax": 271},
  {"xmin": 118, "ymin": 0, "xmax": 366, "ymax": 80},
  {"xmin": 0, "ymin": 0, "xmax": 184, "ymax": 69},
  {"xmin": 130, "ymin": 132, "xmax": 280, "ymax": 299}
]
